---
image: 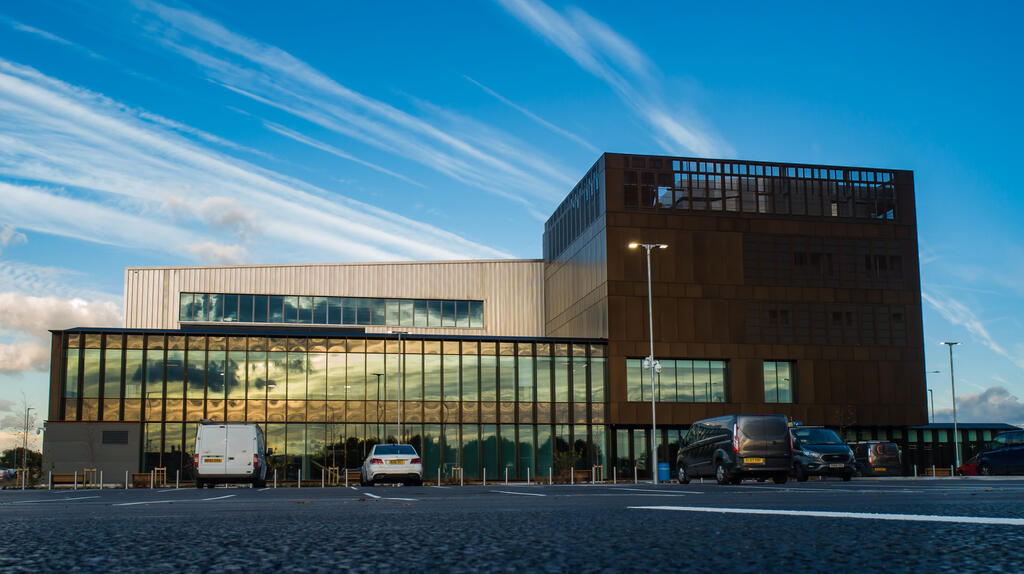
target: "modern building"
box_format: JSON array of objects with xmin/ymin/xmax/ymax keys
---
[{"xmin": 45, "ymin": 153, "xmax": 932, "ymax": 480}]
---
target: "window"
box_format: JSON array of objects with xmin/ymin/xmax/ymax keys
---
[
  {"xmin": 626, "ymin": 358, "xmax": 728, "ymax": 403},
  {"xmin": 763, "ymin": 360, "xmax": 795, "ymax": 403}
]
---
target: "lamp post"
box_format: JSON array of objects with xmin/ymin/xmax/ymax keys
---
[
  {"xmin": 372, "ymin": 373, "xmax": 384, "ymax": 440},
  {"xmin": 22, "ymin": 407, "xmax": 34, "ymax": 472},
  {"xmin": 628, "ymin": 241, "xmax": 668, "ymax": 484},
  {"xmin": 391, "ymin": 331, "xmax": 409, "ymax": 442},
  {"xmin": 940, "ymin": 342, "xmax": 961, "ymax": 468},
  {"xmin": 926, "ymin": 371, "xmax": 940, "ymax": 424}
]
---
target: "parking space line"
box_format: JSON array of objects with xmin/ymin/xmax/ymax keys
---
[
  {"xmin": 10, "ymin": 495, "xmax": 100, "ymax": 505},
  {"xmin": 201, "ymin": 494, "xmax": 236, "ymax": 501},
  {"xmin": 616, "ymin": 488, "xmax": 703, "ymax": 494},
  {"xmin": 114, "ymin": 500, "xmax": 176, "ymax": 506},
  {"xmin": 491, "ymin": 490, "xmax": 546, "ymax": 497},
  {"xmin": 258, "ymin": 487, "xmax": 271, "ymax": 491},
  {"xmin": 629, "ymin": 506, "xmax": 1024, "ymax": 526},
  {"xmin": 157, "ymin": 489, "xmax": 191, "ymax": 493},
  {"xmin": 383, "ymin": 497, "xmax": 418, "ymax": 501},
  {"xmin": 363, "ymin": 492, "xmax": 382, "ymax": 499}
]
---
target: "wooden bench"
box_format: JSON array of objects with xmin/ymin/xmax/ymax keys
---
[
  {"xmin": 52, "ymin": 473, "xmax": 80, "ymax": 487},
  {"xmin": 131, "ymin": 473, "xmax": 153, "ymax": 488}
]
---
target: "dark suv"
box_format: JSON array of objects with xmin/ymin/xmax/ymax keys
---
[
  {"xmin": 676, "ymin": 414, "xmax": 792, "ymax": 485},
  {"xmin": 850, "ymin": 441, "xmax": 902, "ymax": 476},
  {"xmin": 975, "ymin": 430, "xmax": 1024, "ymax": 475},
  {"xmin": 790, "ymin": 427, "xmax": 856, "ymax": 481}
]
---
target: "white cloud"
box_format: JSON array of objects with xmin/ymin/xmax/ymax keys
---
[
  {"xmin": 184, "ymin": 242, "xmax": 248, "ymax": 265},
  {"xmin": 136, "ymin": 1, "xmax": 571, "ymax": 207},
  {"xmin": 934, "ymin": 386, "xmax": 1024, "ymax": 427},
  {"xmin": 0, "ymin": 292, "xmax": 121, "ymax": 374},
  {"xmin": 0, "ymin": 58, "xmax": 512, "ymax": 263},
  {"xmin": 496, "ymin": 0, "xmax": 729, "ymax": 157},
  {"xmin": 0, "ymin": 223, "xmax": 26, "ymax": 255}
]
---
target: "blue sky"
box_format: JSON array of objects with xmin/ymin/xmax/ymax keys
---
[{"xmin": 2, "ymin": 0, "xmax": 1023, "ymax": 446}]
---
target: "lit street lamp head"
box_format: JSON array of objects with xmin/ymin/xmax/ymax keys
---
[{"xmin": 627, "ymin": 242, "xmax": 639, "ymax": 249}]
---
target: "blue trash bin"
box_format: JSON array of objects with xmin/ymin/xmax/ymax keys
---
[{"xmin": 657, "ymin": 462, "xmax": 670, "ymax": 482}]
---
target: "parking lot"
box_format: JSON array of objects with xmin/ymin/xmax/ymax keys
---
[{"xmin": 3, "ymin": 478, "xmax": 1023, "ymax": 572}]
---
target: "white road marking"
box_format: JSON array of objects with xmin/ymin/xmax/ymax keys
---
[
  {"xmin": 201, "ymin": 494, "xmax": 236, "ymax": 501},
  {"xmin": 10, "ymin": 495, "xmax": 100, "ymax": 505},
  {"xmin": 629, "ymin": 506, "xmax": 1024, "ymax": 526},
  {"xmin": 114, "ymin": 500, "xmax": 176, "ymax": 506},
  {"xmin": 363, "ymin": 492, "xmax": 382, "ymax": 499},
  {"xmin": 616, "ymin": 488, "xmax": 702, "ymax": 494},
  {"xmin": 258, "ymin": 487, "xmax": 271, "ymax": 492},
  {"xmin": 349, "ymin": 486, "xmax": 358, "ymax": 490},
  {"xmin": 491, "ymin": 490, "xmax": 546, "ymax": 497},
  {"xmin": 157, "ymin": 489, "xmax": 191, "ymax": 493},
  {"xmin": 383, "ymin": 497, "xmax": 418, "ymax": 501}
]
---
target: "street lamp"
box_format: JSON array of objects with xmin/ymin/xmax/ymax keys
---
[
  {"xmin": 926, "ymin": 371, "xmax": 940, "ymax": 424},
  {"xmin": 940, "ymin": 342, "xmax": 961, "ymax": 468},
  {"xmin": 391, "ymin": 331, "xmax": 409, "ymax": 442},
  {"xmin": 628, "ymin": 241, "xmax": 668, "ymax": 484},
  {"xmin": 22, "ymin": 407, "xmax": 34, "ymax": 472}
]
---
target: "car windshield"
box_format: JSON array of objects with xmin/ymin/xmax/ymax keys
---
[
  {"xmin": 794, "ymin": 428, "xmax": 844, "ymax": 445},
  {"xmin": 374, "ymin": 445, "xmax": 417, "ymax": 455}
]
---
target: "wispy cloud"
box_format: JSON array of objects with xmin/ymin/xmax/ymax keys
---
[
  {"xmin": 495, "ymin": 0, "xmax": 729, "ymax": 157},
  {"xmin": 0, "ymin": 15, "xmax": 108, "ymax": 62},
  {"xmin": 0, "ymin": 224, "xmax": 26, "ymax": 255},
  {"xmin": 464, "ymin": 76, "xmax": 600, "ymax": 155},
  {"xmin": 136, "ymin": 1, "xmax": 571, "ymax": 210},
  {"xmin": 923, "ymin": 290, "xmax": 1024, "ymax": 372},
  {"xmin": 263, "ymin": 121, "xmax": 426, "ymax": 188},
  {"xmin": 0, "ymin": 58, "xmax": 512, "ymax": 264}
]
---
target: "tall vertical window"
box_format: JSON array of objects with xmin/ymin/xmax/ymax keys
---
[{"xmin": 763, "ymin": 360, "xmax": 795, "ymax": 403}]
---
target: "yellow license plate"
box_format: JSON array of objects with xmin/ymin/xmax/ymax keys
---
[
  {"xmin": 388, "ymin": 460, "xmax": 406, "ymax": 465},
  {"xmin": 204, "ymin": 458, "xmax": 222, "ymax": 463},
  {"xmin": 874, "ymin": 467, "xmax": 886, "ymax": 472},
  {"xmin": 743, "ymin": 457, "xmax": 765, "ymax": 464}
]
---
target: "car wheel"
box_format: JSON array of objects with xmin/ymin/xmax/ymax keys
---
[
  {"xmin": 978, "ymin": 462, "xmax": 993, "ymax": 476},
  {"xmin": 677, "ymin": 465, "xmax": 690, "ymax": 485},
  {"xmin": 715, "ymin": 462, "xmax": 730, "ymax": 485},
  {"xmin": 794, "ymin": 463, "xmax": 809, "ymax": 482},
  {"xmin": 773, "ymin": 473, "xmax": 788, "ymax": 485}
]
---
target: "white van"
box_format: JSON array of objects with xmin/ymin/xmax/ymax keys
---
[{"xmin": 193, "ymin": 421, "xmax": 268, "ymax": 488}]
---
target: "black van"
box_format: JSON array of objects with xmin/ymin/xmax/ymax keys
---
[
  {"xmin": 849, "ymin": 441, "xmax": 902, "ymax": 476},
  {"xmin": 676, "ymin": 414, "xmax": 791, "ymax": 485}
]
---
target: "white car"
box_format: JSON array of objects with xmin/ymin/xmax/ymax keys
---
[{"xmin": 360, "ymin": 444, "xmax": 423, "ymax": 486}]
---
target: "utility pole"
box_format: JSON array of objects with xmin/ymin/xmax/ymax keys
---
[{"xmin": 22, "ymin": 406, "xmax": 34, "ymax": 471}]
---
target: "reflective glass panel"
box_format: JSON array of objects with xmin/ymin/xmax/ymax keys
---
[
  {"xmin": 239, "ymin": 295, "xmax": 254, "ymax": 323},
  {"xmin": 269, "ymin": 296, "xmax": 284, "ymax": 323},
  {"xmin": 223, "ymin": 294, "xmax": 238, "ymax": 322},
  {"xmin": 414, "ymin": 300, "xmax": 427, "ymax": 327},
  {"xmin": 441, "ymin": 300, "xmax": 456, "ymax": 327},
  {"xmin": 400, "ymin": 300, "xmax": 414, "ymax": 326},
  {"xmin": 456, "ymin": 301, "xmax": 469, "ymax": 328},
  {"xmin": 298, "ymin": 296, "xmax": 313, "ymax": 323},
  {"xmin": 469, "ymin": 301, "xmax": 483, "ymax": 328},
  {"xmin": 427, "ymin": 300, "xmax": 441, "ymax": 327},
  {"xmin": 253, "ymin": 295, "xmax": 268, "ymax": 323},
  {"xmin": 283, "ymin": 296, "xmax": 299, "ymax": 324},
  {"xmin": 327, "ymin": 297, "xmax": 342, "ymax": 324},
  {"xmin": 423, "ymin": 355, "xmax": 441, "ymax": 401}
]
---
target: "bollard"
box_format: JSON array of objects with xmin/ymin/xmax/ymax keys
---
[
  {"xmin": 48, "ymin": 471, "xmax": 52, "ymax": 491},
  {"xmin": 322, "ymin": 469, "xmax": 325, "ymax": 488},
  {"xmin": 150, "ymin": 470, "xmax": 154, "ymax": 489},
  {"xmin": 570, "ymin": 468, "xmax": 574, "ymax": 485},
  {"xmin": 549, "ymin": 468, "xmax": 552, "ymax": 485},
  {"xmin": 505, "ymin": 467, "xmax": 508, "ymax": 486},
  {"xmin": 460, "ymin": 469, "xmax": 464, "ymax": 487},
  {"xmin": 634, "ymin": 466, "xmax": 638, "ymax": 484},
  {"xmin": 438, "ymin": 467, "xmax": 441, "ymax": 486},
  {"xmin": 100, "ymin": 470, "xmax": 103, "ymax": 490},
  {"xmin": 931, "ymin": 465, "xmax": 935, "ymax": 477},
  {"xmin": 613, "ymin": 469, "xmax": 616, "ymax": 485},
  {"xmin": 176, "ymin": 470, "xmax": 179, "ymax": 489},
  {"xmin": 298, "ymin": 469, "xmax": 302, "ymax": 489},
  {"xmin": 125, "ymin": 470, "xmax": 129, "ymax": 489},
  {"xmin": 592, "ymin": 467, "xmax": 595, "ymax": 484},
  {"xmin": 73, "ymin": 471, "xmax": 78, "ymax": 490},
  {"xmin": 950, "ymin": 465, "xmax": 954, "ymax": 477},
  {"xmin": 914, "ymin": 465, "xmax": 918, "ymax": 478},
  {"xmin": 527, "ymin": 467, "xmax": 530, "ymax": 486},
  {"xmin": 483, "ymin": 468, "xmax": 486, "ymax": 486},
  {"xmin": 345, "ymin": 469, "xmax": 348, "ymax": 488},
  {"xmin": 274, "ymin": 469, "xmax": 278, "ymax": 489}
]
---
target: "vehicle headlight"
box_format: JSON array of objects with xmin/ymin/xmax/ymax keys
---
[{"xmin": 804, "ymin": 450, "xmax": 823, "ymax": 459}]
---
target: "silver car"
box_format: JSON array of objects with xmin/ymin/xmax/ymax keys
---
[{"xmin": 360, "ymin": 444, "xmax": 423, "ymax": 486}]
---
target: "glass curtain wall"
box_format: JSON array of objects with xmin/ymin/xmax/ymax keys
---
[{"xmin": 65, "ymin": 333, "xmax": 607, "ymax": 477}]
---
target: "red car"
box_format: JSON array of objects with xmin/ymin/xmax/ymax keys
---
[{"xmin": 956, "ymin": 456, "xmax": 979, "ymax": 476}]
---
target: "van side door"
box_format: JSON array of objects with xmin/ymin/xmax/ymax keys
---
[{"xmin": 225, "ymin": 426, "xmax": 254, "ymax": 476}]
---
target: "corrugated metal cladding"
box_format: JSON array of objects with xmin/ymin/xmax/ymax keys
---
[{"xmin": 123, "ymin": 260, "xmax": 545, "ymax": 337}]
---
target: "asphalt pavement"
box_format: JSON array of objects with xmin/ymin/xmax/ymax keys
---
[{"xmin": 2, "ymin": 477, "xmax": 1023, "ymax": 573}]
